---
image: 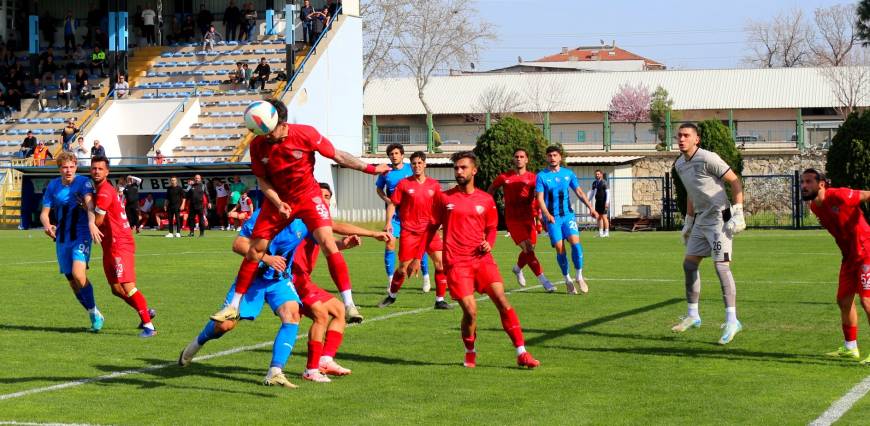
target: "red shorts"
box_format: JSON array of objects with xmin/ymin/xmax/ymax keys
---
[
  {"xmin": 296, "ymin": 278, "xmax": 335, "ymax": 308},
  {"xmin": 446, "ymin": 259, "xmax": 503, "ymax": 300},
  {"xmin": 506, "ymin": 219, "xmax": 537, "ymax": 245},
  {"xmin": 216, "ymin": 196, "xmax": 228, "ymax": 213},
  {"xmin": 837, "ymin": 259, "xmax": 870, "ymax": 299},
  {"xmin": 251, "ymin": 191, "xmax": 332, "ymax": 240},
  {"xmin": 236, "ymin": 210, "xmax": 252, "ymax": 221},
  {"xmin": 102, "ymin": 249, "xmax": 136, "ymax": 284},
  {"xmin": 398, "ymin": 230, "xmax": 443, "ymax": 262}
]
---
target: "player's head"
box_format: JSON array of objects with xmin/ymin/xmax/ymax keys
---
[
  {"xmin": 595, "ymin": 169, "xmax": 604, "ymax": 180},
  {"xmin": 800, "ymin": 168, "xmax": 829, "ymax": 201},
  {"xmin": 55, "ymin": 151, "xmax": 77, "ymax": 183},
  {"xmin": 170, "ymin": 176, "xmax": 178, "ymax": 186},
  {"xmin": 545, "ymin": 145, "xmax": 563, "ymax": 168},
  {"xmin": 410, "ymin": 151, "xmax": 426, "ymax": 176},
  {"xmin": 513, "ymin": 148, "xmax": 529, "ymax": 170},
  {"xmin": 319, "ymin": 182, "xmax": 333, "ymax": 202},
  {"xmin": 264, "ymin": 98, "xmax": 289, "ymax": 143},
  {"xmin": 90, "ymin": 155, "xmax": 110, "ymax": 184},
  {"xmin": 677, "ymin": 123, "xmax": 700, "ymax": 154},
  {"xmin": 451, "ymin": 151, "xmax": 478, "ymax": 186},
  {"xmin": 386, "ymin": 143, "xmax": 404, "ymax": 165},
  {"xmin": 240, "ymin": 191, "xmax": 248, "ymax": 200}
]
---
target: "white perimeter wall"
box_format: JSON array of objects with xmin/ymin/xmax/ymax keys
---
[{"xmin": 84, "ymin": 99, "xmax": 188, "ymax": 165}]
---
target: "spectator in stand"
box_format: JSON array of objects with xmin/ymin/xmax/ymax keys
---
[
  {"xmin": 94, "ymin": 28, "xmax": 108, "ymax": 50},
  {"xmin": 90, "ymin": 139, "xmax": 105, "ymax": 158},
  {"xmin": 40, "ymin": 56, "xmax": 59, "ymax": 82},
  {"xmin": 230, "ymin": 61, "xmax": 243, "ymax": 84},
  {"xmin": 312, "ymin": 6, "xmax": 330, "ymax": 37},
  {"xmin": 139, "ymin": 193, "xmax": 156, "ymax": 229},
  {"xmin": 213, "ymin": 177, "xmax": 229, "ymax": 230},
  {"xmin": 68, "ymin": 47, "xmax": 89, "ymax": 74},
  {"xmin": 181, "ymin": 15, "xmax": 196, "ymax": 42},
  {"xmin": 20, "ymin": 130, "xmax": 37, "ymax": 158},
  {"xmin": 77, "ymin": 79, "xmax": 95, "ymax": 109},
  {"xmin": 142, "ymin": 5, "xmax": 157, "ymax": 46},
  {"xmin": 224, "ymin": 0, "xmax": 241, "ymax": 41},
  {"xmin": 40, "ymin": 11, "xmax": 57, "ymax": 50},
  {"xmin": 90, "ymin": 46, "xmax": 107, "ymax": 78},
  {"xmin": 241, "ymin": 3, "xmax": 257, "ymax": 42},
  {"xmin": 154, "ymin": 149, "xmax": 165, "ymax": 165},
  {"xmin": 183, "ymin": 175, "xmax": 209, "ymax": 236},
  {"xmin": 57, "ymin": 76, "xmax": 73, "ymax": 108},
  {"xmin": 74, "ymin": 68, "xmax": 88, "ymax": 92},
  {"xmin": 165, "ymin": 176, "xmax": 183, "ymax": 238},
  {"xmin": 301, "ymin": 0, "xmax": 316, "ymax": 45},
  {"xmin": 86, "ymin": 3, "xmax": 101, "ymax": 48},
  {"xmin": 197, "ymin": 4, "xmax": 214, "ymax": 36},
  {"xmin": 63, "ymin": 11, "xmax": 78, "ymax": 55},
  {"xmin": 74, "ymin": 136, "xmax": 89, "ymax": 165},
  {"xmin": 227, "ymin": 191, "xmax": 253, "ymax": 231},
  {"xmin": 32, "ymin": 140, "xmax": 49, "ymax": 166},
  {"xmin": 61, "ymin": 118, "xmax": 79, "ymax": 151},
  {"xmin": 202, "ymin": 25, "xmax": 222, "ymax": 52},
  {"xmin": 242, "ymin": 63, "xmax": 252, "ymax": 87},
  {"xmin": 124, "ymin": 175, "xmax": 143, "ymax": 234},
  {"xmin": 227, "ymin": 175, "xmax": 246, "ymax": 211},
  {"xmin": 31, "ymin": 78, "xmax": 48, "ymax": 111},
  {"xmin": 250, "ymin": 57, "xmax": 270, "ymax": 91},
  {"xmin": 114, "ymin": 74, "xmax": 130, "ymax": 98}
]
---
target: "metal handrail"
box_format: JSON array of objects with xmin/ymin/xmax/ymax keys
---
[
  {"xmin": 280, "ymin": 5, "xmax": 342, "ymax": 98},
  {"xmin": 150, "ymin": 98, "xmax": 190, "ymax": 148},
  {"xmin": 79, "ymin": 88, "xmax": 115, "ymax": 135}
]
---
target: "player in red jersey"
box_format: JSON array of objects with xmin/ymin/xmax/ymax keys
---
[
  {"xmin": 378, "ymin": 151, "xmax": 450, "ymax": 309},
  {"xmin": 211, "ymin": 99, "xmax": 390, "ymax": 324},
  {"xmin": 413, "ymin": 151, "xmax": 540, "ymax": 369},
  {"xmin": 488, "ymin": 148, "xmax": 555, "ymax": 291},
  {"xmin": 801, "ymin": 168, "xmax": 870, "ymax": 362},
  {"xmin": 89, "ymin": 155, "xmax": 157, "ymax": 337},
  {"xmin": 227, "ymin": 191, "xmax": 254, "ymax": 230}
]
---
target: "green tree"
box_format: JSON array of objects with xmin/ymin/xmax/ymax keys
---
[
  {"xmin": 825, "ymin": 109, "xmax": 870, "ymax": 218},
  {"xmin": 649, "ymin": 86, "xmax": 680, "ymax": 150},
  {"xmin": 858, "ymin": 0, "xmax": 870, "ymax": 46},
  {"xmin": 672, "ymin": 120, "xmax": 744, "ymax": 216}
]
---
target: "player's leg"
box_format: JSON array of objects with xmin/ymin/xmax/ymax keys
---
[
  {"xmin": 547, "ymin": 218, "xmax": 570, "ymax": 286},
  {"xmin": 303, "ymin": 301, "xmax": 332, "ymax": 383},
  {"xmin": 831, "ymin": 261, "xmax": 862, "ymax": 359},
  {"xmin": 311, "ymin": 224, "xmax": 362, "ymax": 323},
  {"xmin": 110, "ymin": 281, "xmax": 156, "ymax": 337},
  {"xmin": 602, "ymin": 211, "xmax": 610, "ymax": 237},
  {"xmin": 507, "ymin": 221, "xmax": 529, "ymax": 287},
  {"xmin": 380, "ymin": 259, "xmax": 411, "ymax": 307},
  {"xmin": 319, "ymin": 298, "xmax": 352, "ymax": 375},
  {"xmin": 420, "ymin": 252, "xmax": 431, "ymax": 292},
  {"xmin": 264, "ymin": 300, "xmax": 301, "ymax": 388},
  {"xmin": 179, "ymin": 319, "xmax": 239, "ymax": 366},
  {"xmin": 455, "ymin": 295, "xmax": 479, "ymax": 368},
  {"xmin": 674, "ymin": 225, "xmax": 711, "ymax": 332},
  {"xmin": 428, "ymin": 249, "xmax": 450, "ymax": 309},
  {"xmin": 484, "ymin": 281, "xmax": 539, "ymax": 369},
  {"xmin": 384, "ymin": 217, "xmax": 399, "ymax": 288},
  {"xmin": 565, "ymin": 221, "xmax": 587, "ymax": 294},
  {"xmin": 522, "ymin": 239, "xmax": 554, "ymax": 291},
  {"xmin": 65, "ymin": 241, "xmax": 103, "ymax": 332},
  {"xmin": 708, "ymin": 227, "xmax": 740, "ymax": 345}
]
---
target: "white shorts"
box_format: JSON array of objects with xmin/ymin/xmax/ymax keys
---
[{"xmin": 686, "ymin": 223, "xmax": 733, "ymax": 262}]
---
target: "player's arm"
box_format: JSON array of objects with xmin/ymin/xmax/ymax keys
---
[
  {"xmin": 130, "ymin": 175, "xmax": 142, "ymax": 185},
  {"xmin": 375, "ymin": 185, "xmax": 391, "ymax": 204},
  {"xmin": 487, "ymin": 175, "xmax": 504, "ymax": 196},
  {"xmin": 479, "ymin": 202, "xmax": 498, "ymax": 253},
  {"xmin": 861, "ymin": 190, "xmax": 870, "ymax": 202},
  {"xmin": 256, "ymin": 176, "xmax": 291, "ymax": 218},
  {"xmin": 40, "ymin": 206, "xmax": 56, "ymax": 240},
  {"xmin": 335, "ymin": 235, "xmax": 362, "ymax": 251},
  {"xmin": 571, "ymin": 176, "xmax": 598, "ymax": 219},
  {"xmin": 384, "ymin": 202, "xmax": 397, "ymax": 233},
  {"xmin": 536, "ymin": 191, "xmax": 554, "ymax": 224},
  {"xmin": 722, "ymin": 170, "xmax": 744, "ymax": 205},
  {"xmin": 83, "ymin": 192, "xmax": 103, "ymax": 243},
  {"xmin": 232, "ymin": 234, "xmax": 286, "ymax": 272},
  {"xmin": 333, "ymin": 221, "xmax": 393, "ymax": 243}
]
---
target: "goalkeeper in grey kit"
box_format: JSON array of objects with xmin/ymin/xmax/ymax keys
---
[{"xmin": 670, "ymin": 123, "xmax": 747, "ymax": 345}]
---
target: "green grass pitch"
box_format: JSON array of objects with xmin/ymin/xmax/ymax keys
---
[{"xmin": 0, "ymin": 228, "xmax": 869, "ymax": 425}]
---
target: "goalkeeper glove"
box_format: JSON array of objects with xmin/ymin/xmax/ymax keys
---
[
  {"xmin": 725, "ymin": 203, "xmax": 746, "ymax": 237},
  {"xmin": 681, "ymin": 215, "xmax": 694, "ymax": 246}
]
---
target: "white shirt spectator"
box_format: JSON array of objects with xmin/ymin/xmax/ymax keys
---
[
  {"xmin": 215, "ymin": 184, "xmax": 228, "ymax": 198},
  {"xmin": 142, "ymin": 8, "xmax": 157, "ymax": 26},
  {"xmin": 141, "ymin": 198, "xmax": 154, "ymax": 213},
  {"xmin": 115, "ymin": 80, "xmax": 130, "ymax": 98}
]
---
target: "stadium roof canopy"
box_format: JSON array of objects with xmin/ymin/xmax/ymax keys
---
[{"xmin": 364, "ymin": 67, "xmax": 867, "ymax": 116}]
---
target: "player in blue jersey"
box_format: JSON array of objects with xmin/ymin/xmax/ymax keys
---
[
  {"xmin": 535, "ymin": 145, "xmax": 598, "ymax": 295},
  {"xmin": 39, "ymin": 152, "xmax": 104, "ymax": 332},
  {"xmin": 178, "ymin": 208, "xmax": 305, "ymax": 388},
  {"xmin": 376, "ymin": 143, "xmax": 431, "ymax": 291}
]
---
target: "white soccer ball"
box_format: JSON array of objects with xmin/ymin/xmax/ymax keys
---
[{"xmin": 244, "ymin": 101, "xmax": 279, "ymax": 135}]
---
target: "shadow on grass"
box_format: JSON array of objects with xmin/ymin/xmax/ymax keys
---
[{"xmin": 0, "ymin": 323, "xmax": 112, "ymax": 334}]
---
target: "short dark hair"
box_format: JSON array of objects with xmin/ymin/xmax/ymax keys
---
[
  {"xmin": 409, "ymin": 151, "xmax": 426, "ymax": 162},
  {"xmin": 90, "ymin": 155, "xmax": 109, "ymax": 168},
  {"xmin": 513, "ymin": 147, "xmax": 529, "ymax": 157},
  {"xmin": 450, "ymin": 150, "xmax": 478, "ymax": 167},
  {"xmin": 802, "ymin": 168, "xmax": 829, "ymax": 185},
  {"xmin": 545, "ymin": 145, "xmax": 563, "ymax": 155},
  {"xmin": 318, "ymin": 182, "xmax": 332, "ymax": 195},
  {"xmin": 265, "ymin": 98, "xmax": 288, "ymax": 124},
  {"xmin": 385, "ymin": 143, "xmax": 404, "ymax": 155},
  {"xmin": 678, "ymin": 122, "xmax": 699, "ymax": 135}
]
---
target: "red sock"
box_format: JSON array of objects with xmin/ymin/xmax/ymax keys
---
[
  {"xmin": 462, "ymin": 334, "xmax": 476, "ymax": 351},
  {"xmin": 234, "ymin": 259, "xmax": 259, "ymax": 294},
  {"xmin": 527, "ymin": 253, "xmax": 543, "ymax": 276},
  {"xmin": 435, "ymin": 270, "xmax": 447, "ymax": 298},
  {"xmin": 326, "ymin": 252, "xmax": 352, "ymax": 293},
  {"xmin": 843, "ymin": 324, "xmax": 858, "ymax": 342},
  {"xmin": 323, "ymin": 330, "xmax": 344, "ymax": 358},
  {"xmin": 516, "ymin": 251, "xmax": 528, "ymax": 269},
  {"xmin": 389, "ymin": 274, "xmax": 405, "ymax": 294},
  {"xmin": 307, "ymin": 340, "xmax": 324, "ymax": 369},
  {"xmin": 499, "ymin": 308, "xmax": 525, "ymax": 347},
  {"xmin": 122, "ymin": 289, "xmax": 152, "ymax": 323}
]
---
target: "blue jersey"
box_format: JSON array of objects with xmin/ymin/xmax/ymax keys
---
[
  {"xmin": 42, "ymin": 175, "xmax": 94, "ymax": 245},
  {"xmin": 240, "ymin": 210, "xmax": 309, "ymax": 280},
  {"xmin": 535, "ymin": 167, "xmax": 579, "ymax": 218},
  {"xmin": 375, "ymin": 162, "xmax": 412, "ymax": 197}
]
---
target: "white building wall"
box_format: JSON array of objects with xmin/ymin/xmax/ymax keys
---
[
  {"xmin": 156, "ymin": 100, "xmax": 202, "ymax": 157},
  {"xmin": 84, "ymin": 99, "xmax": 187, "ymax": 164}
]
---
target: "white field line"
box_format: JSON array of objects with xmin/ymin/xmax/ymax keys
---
[
  {"xmin": 0, "ymin": 285, "xmax": 542, "ymax": 402},
  {"xmin": 809, "ymin": 375, "xmax": 870, "ymax": 426},
  {"xmin": 0, "ymin": 422, "xmax": 108, "ymax": 426}
]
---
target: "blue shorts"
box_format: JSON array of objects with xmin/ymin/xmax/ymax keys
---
[
  {"xmin": 391, "ymin": 215, "xmax": 401, "ymax": 239},
  {"xmin": 546, "ymin": 215, "xmax": 579, "ymax": 246},
  {"xmin": 223, "ymin": 276, "xmax": 301, "ymax": 321},
  {"xmin": 56, "ymin": 237, "xmax": 92, "ymax": 275}
]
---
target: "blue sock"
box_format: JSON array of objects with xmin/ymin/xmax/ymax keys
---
[
  {"xmin": 75, "ymin": 282, "xmax": 96, "ymax": 311},
  {"xmin": 385, "ymin": 249, "xmax": 396, "ymax": 277},
  {"xmin": 570, "ymin": 243, "xmax": 584, "ymax": 270},
  {"xmin": 556, "ymin": 252, "xmax": 569, "ymax": 276},
  {"xmin": 421, "ymin": 253, "xmax": 430, "ymax": 276},
  {"xmin": 270, "ymin": 322, "xmax": 300, "ymax": 369},
  {"xmin": 197, "ymin": 321, "xmax": 224, "ymax": 345}
]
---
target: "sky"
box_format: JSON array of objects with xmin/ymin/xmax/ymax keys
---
[{"xmin": 472, "ymin": 0, "xmax": 852, "ymax": 71}]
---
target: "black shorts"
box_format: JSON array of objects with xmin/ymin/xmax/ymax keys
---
[{"xmin": 594, "ymin": 199, "xmax": 608, "ymax": 215}]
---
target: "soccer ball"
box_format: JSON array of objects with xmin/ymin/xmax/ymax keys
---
[{"xmin": 244, "ymin": 101, "xmax": 279, "ymax": 135}]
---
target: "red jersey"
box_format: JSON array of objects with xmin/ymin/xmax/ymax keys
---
[
  {"xmin": 249, "ymin": 124, "xmax": 336, "ymax": 203},
  {"xmin": 391, "ymin": 176, "xmax": 441, "ymax": 233},
  {"xmin": 810, "ymin": 187, "xmax": 870, "ymax": 261},
  {"xmin": 491, "ymin": 170, "xmax": 538, "ymax": 219},
  {"xmin": 238, "ymin": 197, "xmax": 254, "ymax": 212},
  {"xmin": 432, "ymin": 187, "xmax": 498, "ymax": 265},
  {"xmin": 94, "ymin": 180, "xmax": 135, "ymax": 251}
]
